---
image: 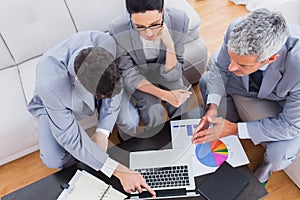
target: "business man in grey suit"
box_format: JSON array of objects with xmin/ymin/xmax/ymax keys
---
[
  {"xmin": 192, "ymin": 8, "xmax": 300, "ymax": 184},
  {"xmin": 109, "ymin": 0, "xmax": 192, "ymax": 140},
  {"xmin": 28, "ymin": 31, "xmax": 155, "ymax": 196}
]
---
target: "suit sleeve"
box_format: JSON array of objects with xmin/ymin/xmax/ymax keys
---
[
  {"xmin": 204, "ymin": 23, "xmax": 234, "ymax": 101},
  {"xmin": 158, "ymin": 13, "xmax": 189, "ymax": 82},
  {"xmin": 97, "ymin": 90, "xmax": 122, "ymax": 132},
  {"xmin": 36, "ymin": 81, "xmax": 112, "ymax": 171},
  {"xmin": 247, "ymin": 73, "xmax": 300, "ymax": 144},
  {"xmin": 118, "ymin": 49, "xmax": 146, "ymax": 93}
]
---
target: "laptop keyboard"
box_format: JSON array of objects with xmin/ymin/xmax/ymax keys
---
[{"xmin": 135, "ymin": 165, "xmax": 190, "ymax": 190}]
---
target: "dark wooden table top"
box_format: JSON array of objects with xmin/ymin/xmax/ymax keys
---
[{"xmin": 2, "ymin": 115, "xmax": 268, "ymax": 200}]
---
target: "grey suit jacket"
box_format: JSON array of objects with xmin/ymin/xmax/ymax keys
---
[
  {"xmin": 109, "ymin": 8, "xmax": 189, "ymax": 93},
  {"xmin": 206, "ymin": 21, "xmax": 300, "ymax": 144},
  {"xmin": 28, "ymin": 31, "xmax": 120, "ymax": 171}
]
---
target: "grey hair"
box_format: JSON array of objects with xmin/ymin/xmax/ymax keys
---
[{"xmin": 227, "ymin": 8, "xmax": 289, "ymax": 62}]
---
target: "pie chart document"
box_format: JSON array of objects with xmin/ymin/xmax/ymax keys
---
[{"xmin": 171, "ymin": 119, "xmax": 250, "ymax": 177}]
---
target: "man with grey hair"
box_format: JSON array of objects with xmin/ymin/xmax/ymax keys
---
[{"xmin": 192, "ymin": 8, "xmax": 300, "ymax": 184}]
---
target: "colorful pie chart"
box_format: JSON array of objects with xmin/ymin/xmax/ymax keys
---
[{"xmin": 195, "ymin": 140, "xmax": 228, "ymax": 167}]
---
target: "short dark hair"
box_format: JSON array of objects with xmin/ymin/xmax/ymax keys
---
[
  {"xmin": 74, "ymin": 47, "xmax": 122, "ymax": 99},
  {"xmin": 126, "ymin": 0, "xmax": 164, "ymax": 14}
]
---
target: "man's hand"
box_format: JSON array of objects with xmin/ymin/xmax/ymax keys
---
[
  {"xmin": 162, "ymin": 89, "xmax": 192, "ymax": 108},
  {"xmin": 192, "ymin": 117, "xmax": 238, "ymax": 144},
  {"xmin": 193, "ymin": 104, "xmax": 218, "ymax": 135},
  {"xmin": 91, "ymin": 132, "xmax": 109, "ymax": 152},
  {"xmin": 192, "ymin": 103, "xmax": 237, "ymax": 143},
  {"xmin": 113, "ymin": 164, "xmax": 156, "ymax": 197}
]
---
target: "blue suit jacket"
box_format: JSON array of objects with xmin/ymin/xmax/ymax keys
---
[
  {"xmin": 28, "ymin": 31, "xmax": 120, "ymax": 170},
  {"xmin": 206, "ymin": 21, "xmax": 300, "ymax": 144}
]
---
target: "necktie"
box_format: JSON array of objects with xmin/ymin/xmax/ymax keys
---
[
  {"xmin": 249, "ymin": 70, "xmax": 263, "ymax": 92},
  {"xmin": 95, "ymin": 96, "xmax": 102, "ymax": 113}
]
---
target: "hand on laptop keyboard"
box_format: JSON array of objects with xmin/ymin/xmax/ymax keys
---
[
  {"xmin": 135, "ymin": 165, "xmax": 190, "ymax": 190},
  {"xmin": 113, "ymin": 164, "xmax": 156, "ymax": 197}
]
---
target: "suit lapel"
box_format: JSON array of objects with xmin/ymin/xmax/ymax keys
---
[
  {"xmin": 157, "ymin": 42, "xmax": 166, "ymax": 64},
  {"xmin": 157, "ymin": 12, "xmax": 170, "ymax": 64},
  {"xmin": 258, "ymin": 47, "xmax": 287, "ymax": 98},
  {"xmin": 130, "ymin": 30, "xmax": 146, "ymax": 65},
  {"xmin": 258, "ymin": 67, "xmax": 282, "ymax": 98}
]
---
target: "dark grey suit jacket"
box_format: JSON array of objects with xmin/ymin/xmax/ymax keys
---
[{"xmin": 109, "ymin": 8, "xmax": 189, "ymax": 93}]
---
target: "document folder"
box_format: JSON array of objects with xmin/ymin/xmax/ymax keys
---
[{"xmin": 197, "ymin": 162, "xmax": 249, "ymax": 200}]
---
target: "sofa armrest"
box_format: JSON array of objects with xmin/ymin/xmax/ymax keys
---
[
  {"xmin": 284, "ymin": 152, "xmax": 300, "ymax": 189},
  {"xmin": 65, "ymin": 0, "xmax": 126, "ymax": 32},
  {"xmin": 183, "ymin": 37, "xmax": 208, "ymax": 84},
  {"xmin": 166, "ymin": 0, "xmax": 201, "ymax": 41}
]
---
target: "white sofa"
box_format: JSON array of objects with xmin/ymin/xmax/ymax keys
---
[
  {"xmin": 0, "ymin": 0, "xmax": 207, "ymax": 166},
  {"xmin": 272, "ymin": 0, "xmax": 300, "ymax": 189}
]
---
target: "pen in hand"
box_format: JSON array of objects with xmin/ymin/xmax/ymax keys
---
[{"xmin": 185, "ymin": 84, "xmax": 192, "ymax": 92}]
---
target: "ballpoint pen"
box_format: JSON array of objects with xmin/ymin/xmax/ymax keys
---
[{"xmin": 185, "ymin": 84, "xmax": 192, "ymax": 92}]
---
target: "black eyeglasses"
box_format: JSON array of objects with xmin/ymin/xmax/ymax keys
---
[{"xmin": 131, "ymin": 14, "xmax": 164, "ymax": 31}]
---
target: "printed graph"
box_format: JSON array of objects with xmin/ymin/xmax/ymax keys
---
[
  {"xmin": 172, "ymin": 124, "xmax": 198, "ymax": 136},
  {"xmin": 195, "ymin": 140, "xmax": 228, "ymax": 167}
]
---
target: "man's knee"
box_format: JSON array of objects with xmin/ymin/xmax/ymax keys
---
[
  {"xmin": 265, "ymin": 143, "xmax": 298, "ymax": 171},
  {"xmin": 199, "ymin": 76, "xmax": 208, "ymax": 101},
  {"xmin": 117, "ymin": 114, "xmax": 140, "ymax": 134},
  {"xmin": 145, "ymin": 104, "xmax": 165, "ymax": 127},
  {"xmin": 40, "ymin": 151, "xmax": 72, "ymax": 169},
  {"xmin": 232, "ymin": 95, "xmax": 281, "ymax": 121}
]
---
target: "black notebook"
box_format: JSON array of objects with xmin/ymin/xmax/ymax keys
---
[{"xmin": 197, "ymin": 162, "xmax": 249, "ymax": 200}]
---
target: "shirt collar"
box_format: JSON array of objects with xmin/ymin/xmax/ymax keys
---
[
  {"xmin": 259, "ymin": 63, "xmax": 269, "ymax": 71},
  {"xmin": 67, "ymin": 46, "xmax": 93, "ymax": 82}
]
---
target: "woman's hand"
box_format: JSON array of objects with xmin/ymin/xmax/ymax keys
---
[{"xmin": 162, "ymin": 89, "xmax": 192, "ymax": 108}]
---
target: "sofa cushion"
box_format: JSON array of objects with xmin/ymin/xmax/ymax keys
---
[
  {"xmin": 66, "ymin": 0, "xmax": 200, "ymax": 40},
  {"xmin": 0, "ymin": 67, "xmax": 38, "ymax": 165},
  {"xmin": 273, "ymin": 0, "xmax": 300, "ymax": 24},
  {"xmin": 18, "ymin": 57, "xmax": 40, "ymax": 104},
  {"xmin": 166, "ymin": 0, "xmax": 201, "ymax": 33},
  {"xmin": 65, "ymin": 0, "xmax": 126, "ymax": 32},
  {"xmin": 237, "ymin": 0, "xmax": 300, "ymax": 25},
  {"xmin": 284, "ymin": 153, "xmax": 300, "ymax": 188},
  {"xmin": 0, "ymin": 38, "xmax": 15, "ymax": 69},
  {"xmin": 0, "ymin": 0, "xmax": 76, "ymax": 64},
  {"xmin": 165, "ymin": 0, "xmax": 201, "ymax": 42}
]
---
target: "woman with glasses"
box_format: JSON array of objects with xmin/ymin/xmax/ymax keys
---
[{"xmin": 109, "ymin": 0, "xmax": 192, "ymax": 140}]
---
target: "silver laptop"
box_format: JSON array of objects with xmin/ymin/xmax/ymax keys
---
[{"xmin": 129, "ymin": 148, "xmax": 196, "ymax": 198}]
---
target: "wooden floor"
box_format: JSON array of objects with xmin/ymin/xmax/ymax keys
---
[{"xmin": 1, "ymin": 0, "xmax": 299, "ymax": 199}]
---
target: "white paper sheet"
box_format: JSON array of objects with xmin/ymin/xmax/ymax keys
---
[
  {"xmin": 57, "ymin": 170, "xmax": 127, "ymax": 200},
  {"xmin": 171, "ymin": 119, "xmax": 249, "ymax": 177}
]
